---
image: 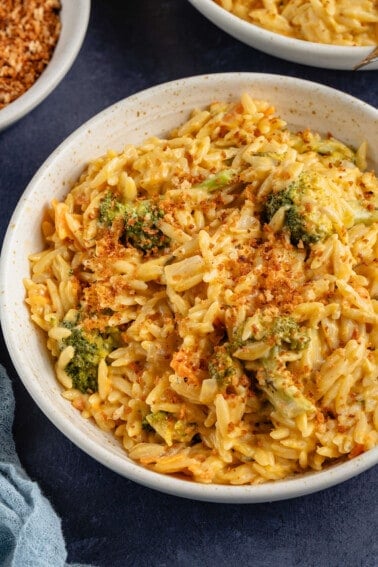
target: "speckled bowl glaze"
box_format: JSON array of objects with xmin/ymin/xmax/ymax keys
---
[
  {"xmin": 188, "ymin": 0, "xmax": 378, "ymax": 71},
  {"xmin": 0, "ymin": 0, "xmax": 90, "ymax": 132},
  {"xmin": 1, "ymin": 74, "xmax": 377, "ymax": 503}
]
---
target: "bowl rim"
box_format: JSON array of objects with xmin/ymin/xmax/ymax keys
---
[
  {"xmin": 188, "ymin": 0, "xmax": 374, "ymax": 53},
  {"xmin": 0, "ymin": 0, "xmax": 91, "ymax": 132},
  {"xmin": 1, "ymin": 72, "xmax": 377, "ymax": 503},
  {"xmin": 187, "ymin": 0, "xmax": 377, "ymax": 70}
]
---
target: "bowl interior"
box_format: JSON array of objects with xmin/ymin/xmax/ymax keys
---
[
  {"xmin": 0, "ymin": 0, "xmax": 90, "ymax": 131},
  {"xmin": 187, "ymin": 0, "xmax": 378, "ymax": 71},
  {"xmin": 1, "ymin": 73, "xmax": 377, "ymax": 502}
]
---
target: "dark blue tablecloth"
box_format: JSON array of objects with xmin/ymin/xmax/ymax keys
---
[{"xmin": 1, "ymin": 1, "xmax": 377, "ymax": 565}]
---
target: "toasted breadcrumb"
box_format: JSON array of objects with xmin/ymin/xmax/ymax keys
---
[{"xmin": 0, "ymin": 0, "xmax": 61, "ymax": 109}]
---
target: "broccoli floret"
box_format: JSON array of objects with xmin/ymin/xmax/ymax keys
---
[
  {"xmin": 194, "ymin": 169, "xmax": 237, "ymax": 192},
  {"xmin": 262, "ymin": 173, "xmax": 378, "ymax": 247},
  {"xmin": 144, "ymin": 411, "xmax": 197, "ymax": 446},
  {"xmin": 98, "ymin": 191, "xmax": 170, "ymax": 252},
  {"xmin": 123, "ymin": 200, "xmax": 170, "ymax": 252},
  {"xmin": 262, "ymin": 176, "xmax": 330, "ymax": 246},
  {"xmin": 231, "ymin": 313, "xmax": 313, "ymax": 418},
  {"xmin": 234, "ymin": 313, "xmax": 310, "ymax": 352},
  {"xmin": 208, "ymin": 344, "xmax": 245, "ymax": 386},
  {"xmin": 270, "ymin": 316, "xmax": 310, "ymax": 351},
  {"xmin": 98, "ymin": 191, "xmax": 125, "ymax": 226},
  {"xmin": 262, "ymin": 186, "xmax": 294, "ymax": 223},
  {"xmin": 257, "ymin": 354, "xmax": 316, "ymax": 420},
  {"xmin": 60, "ymin": 325, "xmax": 115, "ymax": 393}
]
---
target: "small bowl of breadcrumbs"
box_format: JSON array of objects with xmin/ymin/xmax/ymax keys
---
[{"xmin": 0, "ymin": 0, "xmax": 90, "ymax": 131}]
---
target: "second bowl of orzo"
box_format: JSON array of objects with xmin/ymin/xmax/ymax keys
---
[
  {"xmin": 1, "ymin": 73, "xmax": 378, "ymax": 503},
  {"xmin": 187, "ymin": 0, "xmax": 378, "ymax": 70}
]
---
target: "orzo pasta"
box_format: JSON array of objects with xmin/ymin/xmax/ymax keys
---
[
  {"xmin": 214, "ymin": 1, "xmax": 378, "ymax": 46},
  {"xmin": 25, "ymin": 94, "xmax": 378, "ymax": 485}
]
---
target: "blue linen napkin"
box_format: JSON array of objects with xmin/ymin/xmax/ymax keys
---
[{"xmin": 0, "ymin": 363, "xmax": 89, "ymax": 567}]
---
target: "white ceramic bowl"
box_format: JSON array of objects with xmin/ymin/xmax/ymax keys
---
[
  {"xmin": 1, "ymin": 73, "xmax": 377, "ymax": 503},
  {"xmin": 0, "ymin": 0, "xmax": 90, "ymax": 132},
  {"xmin": 188, "ymin": 0, "xmax": 378, "ymax": 71}
]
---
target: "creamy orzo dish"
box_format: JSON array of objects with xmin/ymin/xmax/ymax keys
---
[{"xmin": 25, "ymin": 94, "xmax": 378, "ymax": 484}]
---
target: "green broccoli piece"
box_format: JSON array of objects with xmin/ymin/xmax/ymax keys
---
[
  {"xmin": 257, "ymin": 354, "xmax": 316, "ymax": 420},
  {"xmin": 60, "ymin": 325, "xmax": 115, "ymax": 393},
  {"xmin": 262, "ymin": 175, "xmax": 331, "ymax": 246},
  {"xmin": 233, "ymin": 313, "xmax": 310, "ymax": 353},
  {"xmin": 123, "ymin": 200, "xmax": 170, "ymax": 252},
  {"xmin": 208, "ymin": 344, "xmax": 245, "ymax": 386},
  {"xmin": 144, "ymin": 411, "xmax": 197, "ymax": 446},
  {"xmin": 98, "ymin": 191, "xmax": 170, "ymax": 252},
  {"xmin": 98, "ymin": 191, "xmax": 125, "ymax": 226},
  {"xmin": 231, "ymin": 314, "xmax": 313, "ymax": 418},
  {"xmin": 270, "ymin": 316, "xmax": 311, "ymax": 351},
  {"xmin": 194, "ymin": 169, "xmax": 237, "ymax": 192},
  {"xmin": 262, "ymin": 173, "xmax": 378, "ymax": 247}
]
